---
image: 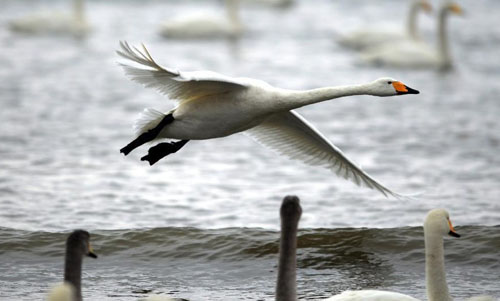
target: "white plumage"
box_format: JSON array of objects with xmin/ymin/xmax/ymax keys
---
[
  {"xmin": 339, "ymin": 0, "xmax": 432, "ymax": 50},
  {"xmin": 118, "ymin": 41, "xmax": 420, "ymax": 198},
  {"xmin": 8, "ymin": 0, "xmax": 90, "ymax": 37},
  {"xmin": 360, "ymin": 2, "xmax": 463, "ymax": 69},
  {"xmin": 47, "ymin": 282, "xmax": 75, "ymax": 301},
  {"xmin": 158, "ymin": 0, "xmax": 242, "ymax": 39}
]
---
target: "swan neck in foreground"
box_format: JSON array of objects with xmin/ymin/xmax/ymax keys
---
[
  {"xmin": 276, "ymin": 211, "xmax": 299, "ymax": 300},
  {"xmin": 64, "ymin": 246, "xmax": 83, "ymax": 301},
  {"xmin": 407, "ymin": 1, "xmax": 421, "ymax": 39},
  {"xmin": 438, "ymin": 8, "xmax": 452, "ymax": 68},
  {"xmin": 278, "ymin": 84, "xmax": 367, "ymax": 112},
  {"xmin": 425, "ymin": 230, "xmax": 451, "ymax": 301}
]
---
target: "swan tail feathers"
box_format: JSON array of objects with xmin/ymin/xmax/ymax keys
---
[{"xmin": 133, "ymin": 108, "xmax": 167, "ymax": 137}]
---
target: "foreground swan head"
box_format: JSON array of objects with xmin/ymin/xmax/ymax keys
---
[
  {"xmin": 424, "ymin": 208, "xmax": 460, "ymax": 238},
  {"xmin": 367, "ymin": 77, "xmax": 420, "ymax": 96},
  {"xmin": 47, "ymin": 230, "xmax": 97, "ymax": 301}
]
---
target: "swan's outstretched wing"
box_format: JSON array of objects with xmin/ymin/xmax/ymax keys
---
[
  {"xmin": 246, "ymin": 111, "xmax": 403, "ymax": 198},
  {"xmin": 117, "ymin": 41, "xmax": 248, "ymax": 104}
]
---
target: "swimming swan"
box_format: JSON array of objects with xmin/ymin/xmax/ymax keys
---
[
  {"xmin": 324, "ymin": 209, "xmax": 493, "ymax": 301},
  {"xmin": 9, "ymin": 0, "xmax": 90, "ymax": 37},
  {"xmin": 360, "ymin": 2, "xmax": 463, "ymax": 70},
  {"xmin": 117, "ymin": 41, "xmax": 419, "ymax": 198},
  {"xmin": 339, "ymin": 0, "xmax": 432, "ymax": 50},
  {"xmin": 158, "ymin": 0, "xmax": 242, "ymax": 39},
  {"xmin": 47, "ymin": 230, "xmax": 97, "ymax": 301}
]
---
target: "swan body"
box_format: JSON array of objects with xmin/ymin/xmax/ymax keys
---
[
  {"xmin": 9, "ymin": 0, "xmax": 89, "ymax": 37},
  {"xmin": 360, "ymin": 2, "xmax": 463, "ymax": 69},
  {"xmin": 159, "ymin": 0, "xmax": 242, "ymax": 39},
  {"xmin": 47, "ymin": 230, "xmax": 97, "ymax": 301},
  {"xmin": 339, "ymin": 0, "xmax": 432, "ymax": 50},
  {"xmin": 324, "ymin": 290, "xmax": 419, "ymax": 301},
  {"xmin": 47, "ymin": 282, "xmax": 76, "ymax": 301},
  {"xmin": 117, "ymin": 41, "xmax": 419, "ymax": 198}
]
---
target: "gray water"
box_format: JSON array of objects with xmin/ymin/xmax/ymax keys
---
[{"xmin": 0, "ymin": 0, "xmax": 499, "ymax": 300}]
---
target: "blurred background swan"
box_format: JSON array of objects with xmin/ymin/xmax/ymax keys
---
[
  {"xmin": 8, "ymin": 0, "xmax": 90, "ymax": 37},
  {"xmin": 338, "ymin": 0, "xmax": 432, "ymax": 50},
  {"xmin": 359, "ymin": 2, "xmax": 463, "ymax": 70},
  {"xmin": 158, "ymin": 0, "xmax": 242, "ymax": 39},
  {"xmin": 241, "ymin": 0, "xmax": 294, "ymax": 9}
]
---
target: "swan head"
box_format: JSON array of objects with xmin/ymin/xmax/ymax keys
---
[
  {"xmin": 369, "ymin": 77, "xmax": 420, "ymax": 97},
  {"xmin": 66, "ymin": 230, "xmax": 98, "ymax": 259},
  {"xmin": 418, "ymin": 1, "xmax": 433, "ymax": 13},
  {"xmin": 424, "ymin": 209, "xmax": 460, "ymax": 238},
  {"xmin": 444, "ymin": 2, "xmax": 464, "ymax": 16},
  {"xmin": 280, "ymin": 195, "xmax": 302, "ymax": 224}
]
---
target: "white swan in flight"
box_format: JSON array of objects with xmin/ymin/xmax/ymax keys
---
[
  {"xmin": 360, "ymin": 2, "xmax": 463, "ymax": 70},
  {"xmin": 339, "ymin": 0, "xmax": 432, "ymax": 50},
  {"xmin": 47, "ymin": 230, "xmax": 97, "ymax": 301},
  {"xmin": 324, "ymin": 209, "xmax": 494, "ymax": 301},
  {"xmin": 158, "ymin": 0, "xmax": 242, "ymax": 39},
  {"xmin": 9, "ymin": 0, "xmax": 90, "ymax": 37},
  {"xmin": 117, "ymin": 41, "xmax": 419, "ymax": 198}
]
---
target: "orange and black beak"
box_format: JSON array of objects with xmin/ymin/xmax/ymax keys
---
[
  {"xmin": 87, "ymin": 243, "xmax": 98, "ymax": 258},
  {"xmin": 448, "ymin": 219, "xmax": 460, "ymax": 238},
  {"xmin": 393, "ymin": 81, "xmax": 420, "ymax": 95}
]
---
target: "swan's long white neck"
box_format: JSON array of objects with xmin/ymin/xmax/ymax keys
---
[
  {"xmin": 275, "ymin": 84, "xmax": 370, "ymax": 112},
  {"xmin": 276, "ymin": 212, "xmax": 299, "ymax": 301},
  {"xmin": 424, "ymin": 229, "xmax": 452, "ymax": 301},
  {"xmin": 73, "ymin": 0, "xmax": 85, "ymax": 22},
  {"xmin": 437, "ymin": 8, "xmax": 452, "ymax": 69},
  {"xmin": 407, "ymin": 1, "xmax": 423, "ymax": 39}
]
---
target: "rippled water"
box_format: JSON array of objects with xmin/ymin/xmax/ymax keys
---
[{"xmin": 0, "ymin": 0, "xmax": 499, "ymax": 300}]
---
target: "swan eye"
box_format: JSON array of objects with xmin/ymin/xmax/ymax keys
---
[{"xmin": 387, "ymin": 81, "xmax": 392, "ymax": 85}]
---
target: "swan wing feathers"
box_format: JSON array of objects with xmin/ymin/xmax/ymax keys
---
[
  {"xmin": 246, "ymin": 111, "xmax": 403, "ymax": 198},
  {"xmin": 324, "ymin": 290, "xmax": 420, "ymax": 301},
  {"xmin": 117, "ymin": 41, "xmax": 249, "ymax": 104}
]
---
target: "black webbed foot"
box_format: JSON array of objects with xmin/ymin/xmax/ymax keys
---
[
  {"xmin": 141, "ymin": 140, "xmax": 189, "ymax": 166},
  {"xmin": 120, "ymin": 113, "xmax": 175, "ymax": 156}
]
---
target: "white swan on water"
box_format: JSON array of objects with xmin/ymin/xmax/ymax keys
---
[
  {"xmin": 360, "ymin": 2, "xmax": 463, "ymax": 70},
  {"xmin": 9, "ymin": 0, "xmax": 90, "ymax": 37},
  {"xmin": 47, "ymin": 230, "xmax": 97, "ymax": 301},
  {"xmin": 339, "ymin": 0, "xmax": 432, "ymax": 50},
  {"xmin": 324, "ymin": 209, "xmax": 493, "ymax": 301},
  {"xmin": 117, "ymin": 41, "xmax": 419, "ymax": 198},
  {"xmin": 158, "ymin": 0, "xmax": 242, "ymax": 39},
  {"xmin": 274, "ymin": 202, "xmax": 494, "ymax": 301}
]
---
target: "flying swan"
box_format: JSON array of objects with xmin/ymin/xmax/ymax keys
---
[
  {"xmin": 117, "ymin": 41, "xmax": 419, "ymax": 198},
  {"xmin": 274, "ymin": 203, "xmax": 494, "ymax": 301},
  {"xmin": 9, "ymin": 0, "xmax": 90, "ymax": 37},
  {"xmin": 338, "ymin": 0, "xmax": 432, "ymax": 50},
  {"xmin": 47, "ymin": 230, "xmax": 97, "ymax": 301},
  {"xmin": 360, "ymin": 2, "xmax": 463, "ymax": 70}
]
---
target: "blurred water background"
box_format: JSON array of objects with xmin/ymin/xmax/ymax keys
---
[{"xmin": 0, "ymin": 0, "xmax": 499, "ymax": 300}]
